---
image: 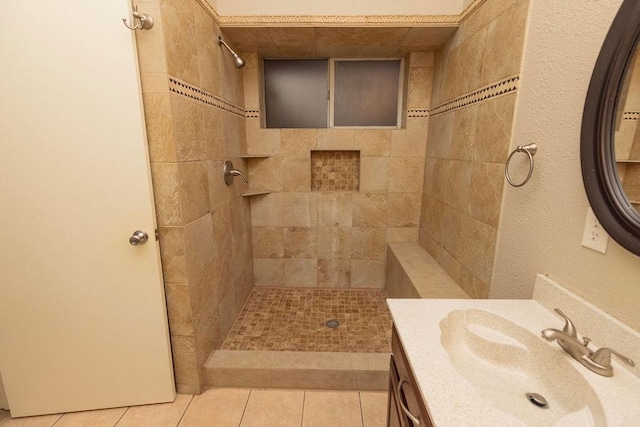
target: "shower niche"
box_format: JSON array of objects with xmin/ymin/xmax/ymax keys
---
[{"xmin": 311, "ymin": 150, "xmax": 361, "ymax": 192}]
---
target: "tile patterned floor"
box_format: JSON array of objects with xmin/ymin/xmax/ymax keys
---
[
  {"xmin": 222, "ymin": 288, "xmax": 393, "ymax": 353},
  {"xmin": 0, "ymin": 389, "xmax": 387, "ymax": 427}
]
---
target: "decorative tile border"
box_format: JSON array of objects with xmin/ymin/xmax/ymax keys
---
[
  {"xmin": 196, "ymin": 0, "xmax": 221, "ymax": 24},
  {"xmin": 202, "ymin": 0, "xmax": 482, "ymax": 29},
  {"xmin": 623, "ymin": 111, "xmax": 639, "ymax": 120},
  {"xmin": 217, "ymin": 14, "xmax": 459, "ymax": 26},
  {"xmin": 407, "ymin": 109, "xmax": 429, "ymax": 118},
  {"xmin": 459, "ymin": 0, "xmax": 487, "ymax": 23},
  {"xmin": 430, "ymin": 75, "xmax": 520, "ymax": 117},
  {"xmin": 168, "ymin": 77, "xmax": 245, "ymax": 117},
  {"xmin": 178, "ymin": 70, "xmax": 519, "ymax": 121},
  {"xmin": 249, "ymin": 108, "xmax": 427, "ymax": 119}
]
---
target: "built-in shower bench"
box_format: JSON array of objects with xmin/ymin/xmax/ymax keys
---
[{"xmin": 385, "ymin": 243, "xmax": 470, "ymax": 299}]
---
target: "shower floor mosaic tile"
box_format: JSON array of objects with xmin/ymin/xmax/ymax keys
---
[{"xmin": 222, "ymin": 288, "xmax": 392, "ymax": 353}]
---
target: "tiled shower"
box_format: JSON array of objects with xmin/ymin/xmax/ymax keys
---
[
  {"xmin": 245, "ymin": 52, "xmax": 431, "ymax": 289},
  {"xmin": 136, "ymin": 0, "xmax": 529, "ymax": 394}
]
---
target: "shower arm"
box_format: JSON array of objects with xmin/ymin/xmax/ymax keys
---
[{"xmin": 218, "ymin": 36, "xmax": 245, "ymax": 68}]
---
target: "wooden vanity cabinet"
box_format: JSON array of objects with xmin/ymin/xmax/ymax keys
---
[{"xmin": 387, "ymin": 326, "xmax": 434, "ymax": 427}]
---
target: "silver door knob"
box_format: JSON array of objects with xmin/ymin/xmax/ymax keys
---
[{"xmin": 129, "ymin": 230, "xmax": 148, "ymax": 246}]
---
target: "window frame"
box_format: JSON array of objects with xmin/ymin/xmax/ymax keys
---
[
  {"xmin": 329, "ymin": 58, "xmax": 405, "ymax": 129},
  {"xmin": 261, "ymin": 57, "xmax": 405, "ymax": 129}
]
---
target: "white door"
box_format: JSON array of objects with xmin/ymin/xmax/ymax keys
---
[{"xmin": 0, "ymin": 1, "xmax": 175, "ymax": 417}]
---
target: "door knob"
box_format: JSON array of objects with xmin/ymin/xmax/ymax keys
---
[{"xmin": 129, "ymin": 230, "xmax": 148, "ymax": 246}]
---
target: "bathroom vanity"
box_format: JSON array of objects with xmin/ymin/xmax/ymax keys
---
[
  {"xmin": 388, "ymin": 326, "xmax": 432, "ymax": 426},
  {"xmin": 386, "ymin": 275, "xmax": 640, "ymax": 426}
]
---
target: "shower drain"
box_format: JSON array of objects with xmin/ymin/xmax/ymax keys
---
[
  {"xmin": 325, "ymin": 319, "xmax": 340, "ymax": 328},
  {"xmin": 525, "ymin": 392, "xmax": 549, "ymax": 409}
]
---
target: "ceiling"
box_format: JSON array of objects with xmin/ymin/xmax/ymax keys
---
[{"xmin": 220, "ymin": 26, "xmax": 457, "ymax": 57}]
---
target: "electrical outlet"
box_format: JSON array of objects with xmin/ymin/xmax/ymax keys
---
[{"xmin": 581, "ymin": 207, "xmax": 609, "ymax": 254}]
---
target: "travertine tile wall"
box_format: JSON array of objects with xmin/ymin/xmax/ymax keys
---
[
  {"xmin": 419, "ymin": 0, "xmax": 529, "ymax": 298},
  {"xmin": 135, "ymin": 0, "xmax": 252, "ymax": 394},
  {"xmin": 243, "ymin": 53, "xmax": 433, "ymax": 289}
]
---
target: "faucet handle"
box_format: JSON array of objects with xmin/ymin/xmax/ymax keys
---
[
  {"xmin": 554, "ymin": 308, "xmax": 577, "ymax": 338},
  {"xmin": 591, "ymin": 347, "xmax": 635, "ymax": 368},
  {"xmin": 223, "ymin": 160, "xmax": 249, "ymax": 185}
]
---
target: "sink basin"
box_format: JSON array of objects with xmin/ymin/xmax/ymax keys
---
[{"xmin": 440, "ymin": 309, "xmax": 606, "ymax": 426}]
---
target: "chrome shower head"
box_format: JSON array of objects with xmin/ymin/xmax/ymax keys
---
[
  {"xmin": 218, "ymin": 36, "xmax": 245, "ymax": 69},
  {"xmin": 233, "ymin": 54, "xmax": 245, "ymax": 69}
]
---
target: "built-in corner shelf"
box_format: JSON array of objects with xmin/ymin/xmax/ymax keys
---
[
  {"xmin": 616, "ymin": 159, "xmax": 640, "ymax": 163},
  {"xmin": 241, "ymin": 190, "xmax": 270, "ymax": 197},
  {"xmin": 240, "ymin": 155, "xmax": 271, "ymax": 196}
]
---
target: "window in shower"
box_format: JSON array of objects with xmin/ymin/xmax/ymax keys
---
[
  {"xmin": 263, "ymin": 58, "xmax": 404, "ymax": 128},
  {"xmin": 263, "ymin": 59, "xmax": 329, "ymax": 128}
]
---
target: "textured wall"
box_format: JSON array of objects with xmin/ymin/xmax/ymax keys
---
[
  {"xmin": 243, "ymin": 53, "xmax": 433, "ymax": 289},
  {"xmin": 136, "ymin": 0, "xmax": 253, "ymax": 393},
  {"xmin": 418, "ymin": 0, "xmax": 529, "ymax": 298},
  {"xmin": 491, "ymin": 0, "xmax": 640, "ymax": 332}
]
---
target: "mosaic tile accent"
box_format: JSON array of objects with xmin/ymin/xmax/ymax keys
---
[
  {"xmin": 222, "ymin": 288, "xmax": 392, "ymax": 353},
  {"xmin": 168, "ymin": 77, "xmax": 245, "ymax": 117},
  {"xmin": 311, "ymin": 151, "xmax": 360, "ymax": 191},
  {"xmin": 430, "ymin": 75, "xmax": 520, "ymax": 117}
]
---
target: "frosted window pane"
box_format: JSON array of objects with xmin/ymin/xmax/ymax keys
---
[
  {"xmin": 264, "ymin": 59, "xmax": 328, "ymax": 128},
  {"xmin": 334, "ymin": 60, "xmax": 400, "ymax": 127}
]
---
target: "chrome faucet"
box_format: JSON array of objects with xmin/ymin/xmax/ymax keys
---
[{"xmin": 541, "ymin": 308, "xmax": 635, "ymax": 377}]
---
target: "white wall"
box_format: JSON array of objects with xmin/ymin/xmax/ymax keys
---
[
  {"xmin": 492, "ymin": 0, "xmax": 640, "ymax": 332},
  {"xmin": 213, "ymin": 0, "xmax": 463, "ymax": 16}
]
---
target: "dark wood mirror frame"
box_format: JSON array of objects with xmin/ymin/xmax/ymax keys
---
[{"xmin": 581, "ymin": 0, "xmax": 640, "ymax": 256}]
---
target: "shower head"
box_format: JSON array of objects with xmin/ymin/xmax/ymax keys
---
[{"xmin": 218, "ymin": 36, "xmax": 246, "ymax": 69}]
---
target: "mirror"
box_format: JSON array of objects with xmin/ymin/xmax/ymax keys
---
[
  {"xmin": 581, "ymin": 0, "xmax": 640, "ymax": 256},
  {"xmin": 615, "ymin": 49, "xmax": 640, "ymax": 213}
]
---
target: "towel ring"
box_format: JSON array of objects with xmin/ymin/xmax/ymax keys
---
[{"xmin": 505, "ymin": 143, "xmax": 537, "ymax": 187}]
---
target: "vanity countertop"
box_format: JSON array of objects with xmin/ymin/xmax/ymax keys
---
[{"xmin": 387, "ymin": 274, "xmax": 640, "ymax": 426}]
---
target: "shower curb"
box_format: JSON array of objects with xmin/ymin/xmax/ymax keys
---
[{"xmin": 204, "ymin": 350, "xmax": 389, "ymax": 391}]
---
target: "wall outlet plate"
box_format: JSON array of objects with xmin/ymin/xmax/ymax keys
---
[{"xmin": 581, "ymin": 207, "xmax": 609, "ymax": 254}]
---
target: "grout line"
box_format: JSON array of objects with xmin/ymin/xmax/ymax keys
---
[
  {"xmin": 358, "ymin": 392, "xmax": 365, "ymax": 427},
  {"xmin": 237, "ymin": 389, "xmax": 252, "ymax": 426},
  {"xmin": 113, "ymin": 407, "xmax": 129, "ymax": 426},
  {"xmin": 49, "ymin": 414, "xmax": 64, "ymax": 426},
  {"xmin": 300, "ymin": 391, "xmax": 306, "ymax": 427},
  {"xmin": 175, "ymin": 395, "xmax": 194, "ymax": 427}
]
